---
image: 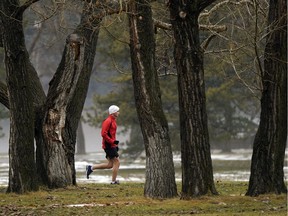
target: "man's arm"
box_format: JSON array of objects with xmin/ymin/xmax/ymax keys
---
[{"xmin": 101, "ymin": 119, "xmax": 113, "ymax": 144}]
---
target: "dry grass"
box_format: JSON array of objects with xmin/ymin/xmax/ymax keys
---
[{"xmin": 0, "ymin": 182, "xmax": 286, "ymax": 215}]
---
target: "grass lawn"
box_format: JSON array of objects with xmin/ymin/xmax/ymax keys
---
[{"xmin": 0, "ymin": 181, "xmax": 286, "ymax": 215}]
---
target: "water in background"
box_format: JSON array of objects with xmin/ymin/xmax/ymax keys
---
[{"xmin": 0, "ymin": 149, "xmax": 287, "ymax": 186}]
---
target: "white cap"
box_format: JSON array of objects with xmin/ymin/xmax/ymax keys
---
[{"xmin": 108, "ymin": 105, "xmax": 120, "ymax": 114}]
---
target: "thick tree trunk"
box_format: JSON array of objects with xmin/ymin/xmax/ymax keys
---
[
  {"xmin": 128, "ymin": 0, "xmax": 177, "ymax": 198},
  {"xmin": 0, "ymin": 0, "xmax": 38, "ymax": 193},
  {"xmin": 169, "ymin": 1, "xmax": 218, "ymax": 198},
  {"xmin": 40, "ymin": 33, "xmax": 85, "ymax": 187},
  {"xmin": 246, "ymin": 0, "xmax": 287, "ymax": 196},
  {"xmin": 37, "ymin": 2, "xmax": 101, "ymax": 187},
  {"xmin": 0, "ymin": 0, "xmax": 124, "ymax": 191}
]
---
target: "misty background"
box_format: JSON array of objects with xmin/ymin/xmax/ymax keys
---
[{"xmin": 0, "ymin": 1, "xmax": 263, "ymax": 156}]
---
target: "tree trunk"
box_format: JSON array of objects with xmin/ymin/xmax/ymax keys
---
[
  {"xmin": 0, "ymin": 0, "xmax": 101, "ymax": 190},
  {"xmin": 0, "ymin": 0, "xmax": 131, "ymax": 192},
  {"xmin": 169, "ymin": 1, "xmax": 218, "ymax": 198},
  {"xmin": 0, "ymin": 0, "xmax": 39, "ymax": 193},
  {"xmin": 77, "ymin": 121, "xmax": 86, "ymax": 154},
  {"xmin": 36, "ymin": 3, "xmax": 101, "ymax": 188},
  {"xmin": 246, "ymin": 0, "xmax": 287, "ymax": 196},
  {"xmin": 128, "ymin": 0, "xmax": 177, "ymax": 198},
  {"xmin": 40, "ymin": 33, "xmax": 85, "ymax": 187}
]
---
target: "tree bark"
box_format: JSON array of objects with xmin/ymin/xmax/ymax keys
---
[
  {"xmin": 246, "ymin": 0, "xmax": 287, "ymax": 196},
  {"xmin": 40, "ymin": 33, "xmax": 85, "ymax": 187},
  {"xmin": 169, "ymin": 1, "xmax": 218, "ymax": 198},
  {"xmin": 0, "ymin": 0, "xmax": 39, "ymax": 193},
  {"xmin": 37, "ymin": 2, "xmax": 101, "ymax": 188},
  {"xmin": 128, "ymin": 0, "xmax": 177, "ymax": 198},
  {"xmin": 0, "ymin": 0, "xmax": 101, "ymax": 191}
]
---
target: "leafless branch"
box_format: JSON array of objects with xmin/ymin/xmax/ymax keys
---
[
  {"xmin": 158, "ymin": 72, "xmax": 177, "ymax": 77},
  {"xmin": 229, "ymin": 49, "xmax": 256, "ymax": 94},
  {"xmin": 154, "ymin": 18, "xmax": 227, "ymax": 33},
  {"xmin": 17, "ymin": 0, "xmax": 41, "ymax": 15},
  {"xmin": 103, "ymin": 27, "xmax": 129, "ymax": 45},
  {"xmin": 201, "ymin": 34, "xmax": 217, "ymax": 50},
  {"xmin": 89, "ymin": 0, "xmax": 132, "ymax": 20},
  {"xmin": 199, "ymin": 0, "xmax": 218, "ymax": 12},
  {"xmin": 200, "ymin": 0, "xmax": 253, "ymax": 19},
  {"xmin": 153, "ymin": 18, "xmax": 171, "ymax": 30},
  {"xmin": 200, "ymin": 24, "xmax": 227, "ymax": 32},
  {"xmin": 111, "ymin": 57, "xmax": 131, "ymax": 75}
]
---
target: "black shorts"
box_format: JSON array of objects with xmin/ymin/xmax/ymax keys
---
[{"xmin": 104, "ymin": 147, "xmax": 119, "ymax": 159}]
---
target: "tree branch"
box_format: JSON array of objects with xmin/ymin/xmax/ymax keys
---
[
  {"xmin": 198, "ymin": 0, "xmax": 218, "ymax": 12},
  {"xmin": 201, "ymin": 34, "xmax": 217, "ymax": 50},
  {"xmin": 154, "ymin": 18, "xmax": 227, "ymax": 33},
  {"xmin": 200, "ymin": 0, "xmax": 253, "ymax": 19},
  {"xmin": 17, "ymin": 0, "xmax": 41, "ymax": 16},
  {"xmin": 89, "ymin": 0, "xmax": 132, "ymax": 20},
  {"xmin": 153, "ymin": 18, "xmax": 171, "ymax": 30}
]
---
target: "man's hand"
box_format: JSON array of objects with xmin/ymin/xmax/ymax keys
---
[{"xmin": 114, "ymin": 140, "xmax": 119, "ymax": 145}]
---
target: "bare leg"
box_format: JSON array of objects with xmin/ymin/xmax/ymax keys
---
[
  {"xmin": 92, "ymin": 159, "xmax": 113, "ymax": 170},
  {"xmin": 89, "ymin": 157, "xmax": 120, "ymax": 182},
  {"xmin": 111, "ymin": 157, "xmax": 120, "ymax": 182}
]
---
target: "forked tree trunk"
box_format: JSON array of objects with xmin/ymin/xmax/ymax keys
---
[
  {"xmin": 36, "ymin": 2, "xmax": 102, "ymax": 187},
  {"xmin": 0, "ymin": 0, "xmax": 129, "ymax": 192},
  {"xmin": 1, "ymin": 0, "xmax": 101, "ymax": 190},
  {"xmin": 169, "ymin": 1, "xmax": 218, "ymax": 198},
  {"xmin": 246, "ymin": 0, "xmax": 287, "ymax": 196},
  {"xmin": 128, "ymin": 0, "xmax": 177, "ymax": 198},
  {"xmin": 40, "ymin": 34, "xmax": 85, "ymax": 187}
]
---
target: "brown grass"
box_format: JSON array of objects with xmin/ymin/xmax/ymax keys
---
[{"xmin": 0, "ymin": 181, "xmax": 286, "ymax": 215}]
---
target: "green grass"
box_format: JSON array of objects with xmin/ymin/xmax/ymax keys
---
[{"xmin": 0, "ymin": 182, "xmax": 286, "ymax": 215}]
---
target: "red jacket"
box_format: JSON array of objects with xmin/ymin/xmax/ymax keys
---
[{"xmin": 101, "ymin": 115, "xmax": 117, "ymax": 149}]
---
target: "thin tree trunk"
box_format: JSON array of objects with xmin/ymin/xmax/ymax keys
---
[
  {"xmin": 128, "ymin": 0, "xmax": 177, "ymax": 198},
  {"xmin": 169, "ymin": 1, "xmax": 218, "ymax": 198},
  {"xmin": 77, "ymin": 121, "xmax": 86, "ymax": 154},
  {"xmin": 246, "ymin": 0, "xmax": 287, "ymax": 196}
]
